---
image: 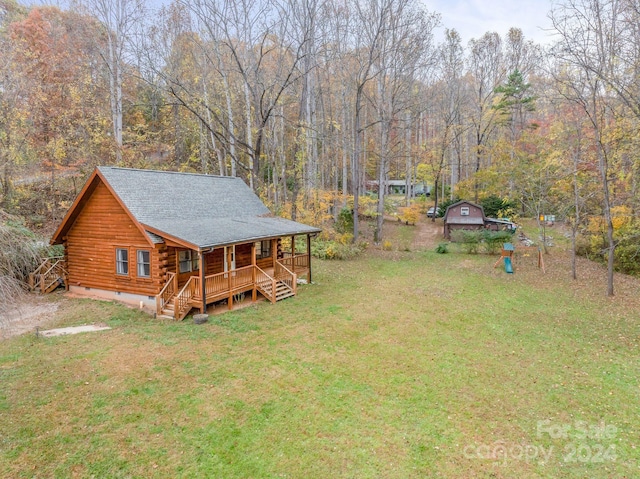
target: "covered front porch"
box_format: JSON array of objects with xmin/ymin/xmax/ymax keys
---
[{"xmin": 156, "ymin": 234, "xmax": 313, "ymax": 320}]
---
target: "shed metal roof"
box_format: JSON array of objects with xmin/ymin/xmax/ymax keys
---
[{"xmin": 92, "ymin": 167, "xmax": 320, "ymax": 249}]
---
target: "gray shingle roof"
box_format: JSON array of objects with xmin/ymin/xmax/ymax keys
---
[{"xmin": 98, "ymin": 167, "xmax": 320, "ymax": 249}]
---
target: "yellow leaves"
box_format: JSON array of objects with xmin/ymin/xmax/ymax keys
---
[
  {"xmin": 416, "ymin": 163, "xmax": 432, "ymax": 183},
  {"xmin": 269, "ymin": 189, "xmax": 344, "ymax": 228},
  {"xmin": 398, "ymin": 203, "xmax": 420, "ymax": 225},
  {"xmin": 587, "ymin": 206, "xmax": 633, "ymax": 235},
  {"xmin": 46, "ymin": 137, "xmax": 66, "ymax": 163},
  {"xmin": 611, "ymin": 206, "xmax": 632, "ymax": 230},
  {"xmin": 358, "ymin": 195, "xmax": 377, "ymax": 218}
]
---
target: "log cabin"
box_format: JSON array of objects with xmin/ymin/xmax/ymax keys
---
[{"xmin": 50, "ymin": 167, "xmax": 321, "ymax": 319}]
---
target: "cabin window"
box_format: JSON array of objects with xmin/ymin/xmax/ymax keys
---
[
  {"xmin": 255, "ymin": 240, "xmax": 272, "ymax": 259},
  {"xmin": 137, "ymin": 250, "xmax": 150, "ymax": 278},
  {"xmin": 178, "ymin": 250, "xmax": 199, "ymax": 273},
  {"xmin": 460, "ymin": 206, "xmax": 470, "ymax": 216},
  {"xmin": 116, "ymin": 248, "xmax": 129, "ymax": 275}
]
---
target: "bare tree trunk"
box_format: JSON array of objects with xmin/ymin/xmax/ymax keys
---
[
  {"xmin": 571, "ymin": 151, "xmax": 580, "ymax": 280},
  {"xmin": 244, "ymin": 81, "xmax": 254, "ymax": 189}
]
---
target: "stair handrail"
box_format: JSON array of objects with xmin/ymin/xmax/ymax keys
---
[
  {"xmin": 255, "ymin": 266, "xmax": 277, "ymax": 303},
  {"xmin": 42, "ymin": 259, "xmax": 67, "ymax": 293},
  {"xmin": 275, "ymin": 261, "xmax": 297, "ymax": 295},
  {"xmin": 156, "ymin": 272, "xmax": 177, "ymax": 312},
  {"xmin": 174, "ymin": 276, "xmax": 197, "ymax": 320},
  {"xmin": 29, "ymin": 257, "xmax": 66, "ymax": 292}
]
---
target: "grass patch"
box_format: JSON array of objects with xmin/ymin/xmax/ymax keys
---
[{"xmin": 1, "ymin": 235, "xmax": 639, "ymax": 477}]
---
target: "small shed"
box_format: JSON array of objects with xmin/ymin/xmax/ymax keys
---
[{"xmin": 443, "ymin": 200, "xmax": 486, "ymax": 239}]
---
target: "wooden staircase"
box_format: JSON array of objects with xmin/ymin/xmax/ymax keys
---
[
  {"xmin": 256, "ymin": 278, "xmax": 295, "ymax": 302},
  {"xmin": 28, "ymin": 257, "xmax": 67, "ymax": 294},
  {"xmin": 159, "ymin": 297, "xmax": 176, "ymax": 319}
]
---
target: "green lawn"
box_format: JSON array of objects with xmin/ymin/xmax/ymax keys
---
[{"xmin": 1, "ymin": 224, "xmax": 639, "ymax": 478}]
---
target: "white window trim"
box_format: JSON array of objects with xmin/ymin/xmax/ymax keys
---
[{"xmin": 116, "ymin": 248, "xmax": 129, "ymax": 276}]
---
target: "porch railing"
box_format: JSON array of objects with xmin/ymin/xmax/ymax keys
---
[
  {"xmin": 279, "ymin": 253, "xmax": 309, "ymax": 272},
  {"xmin": 197, "ymin": 265, "xmax": 255, "ymax": 301},
  {"xmin": 165, "ymin": 259, "xmax": 307, "ymax": 320}
]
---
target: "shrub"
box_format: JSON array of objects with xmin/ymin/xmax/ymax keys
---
[
  {"xmin": 336, "ymin": 207, "xmax": 354, "ymax": 234},
  {"xmin": 382, "ymin": 240, "xmax": 393, "ymax": 251},
  {"xmin": 414, "ymin": 195, "xmax": 429, "ymax": 214},
  {"xmin": 0, "ymin": 217, "xmax": 50, "ymax": 316},
  {"xmin": 451, "ymin": 230, "xmax": 482, "ymax": 254},
  {"xmin": 449, "ymin": 229, "xmax": 516, "ymax": 255},
  {"xmin": 359, "ymin": 195, "xmax": 378, "ymax": 218},
  {"xmin": 482, "ymin": 230, "xmax": 515, "ymax": 254},
  {"xmin": 398, "ymin": 204, "xmax": 420, "ymax": 225},
  {"xmin": 435, "ymin": 243, "xmax": 449, "ymax": 254},
  {"xmin": 311, "ymin": 238, "xmax": 366, "ymax": 260}
]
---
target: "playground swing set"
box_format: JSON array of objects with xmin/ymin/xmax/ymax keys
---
[{"xmin": 493, "ymin": 242, "xmax": 545, "ymax": 274}]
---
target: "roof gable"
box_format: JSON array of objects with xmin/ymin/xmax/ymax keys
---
[
  {"xmin": 443, "ymin": 200, "xmax": 486, "ymax": 223},
  {"xmin": 51, "ymin": 169, "xmax": 155, "ymax": 246}
]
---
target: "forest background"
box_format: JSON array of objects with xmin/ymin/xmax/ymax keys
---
[{"xmin": 1, "ymin": 0, "xmax": 640, "ymax": 298}]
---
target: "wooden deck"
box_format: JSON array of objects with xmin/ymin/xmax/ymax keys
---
[{"xmin": 157, "ymin": 254, "xmax": 310, "ymax": 320}]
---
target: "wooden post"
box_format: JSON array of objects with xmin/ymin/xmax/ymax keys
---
[
  {"xmin": 251, "ymin": 242, "xmax": 257, "ymax": 302},
  {"xmin": 291, "ymin": 235, "xmax": 296, "ymax": 275},
  {"xmin": 199, "ymin": 250, "xmax": 206, "ymax": 314},
  {"xmin": 272, "ymin": 239, "xmax": 277, "ymax": 270},
  {"xmin": 227, "ymin": 246, "xmax": 233, "ymax": 310},
  {"xmin": 307, "ymin": 233, "xmax": 312, "ymax": 283}
]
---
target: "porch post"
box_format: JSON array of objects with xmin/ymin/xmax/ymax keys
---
[
  {"xmin": 227, "ymin": 246, "xmax": 233, "ymax": 310},
  {"xmin": 199, "ymin": 250, "xmax": 206, "ymax": 314},
  {"xmin": 291, "ymin": 235, "xmax": 296, "ymax": 275},
  {"xmin": 251, "ymin": 242, "xmax": 257, "ymax": 302},
  {"xmin": 307, "ymin": 234, "xmax": 312, "ymax": 283},
  {"xmin": 272, "ymin": 239, "xmax": 277, "ymax": 269}
]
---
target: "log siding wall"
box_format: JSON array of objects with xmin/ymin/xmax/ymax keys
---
[{"xmin": 65, "ymin": 182, "xmax": 162, "ymax": 296}]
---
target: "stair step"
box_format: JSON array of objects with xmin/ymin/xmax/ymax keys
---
[{"xmin": 276, "ymin": 291, "xmax": 295, "ymax": 300}]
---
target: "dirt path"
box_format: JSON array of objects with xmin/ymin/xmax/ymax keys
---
[
  {"xmin": 412, "ymin": 218, "xmax": 443, "ymax": 251},
  {"xmin": 0, "ymin": 297, "xmax": 60, "ymax": 340}
]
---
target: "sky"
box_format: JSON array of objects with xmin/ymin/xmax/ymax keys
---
[
  {"xmin": 25, "ymin": 0, "xmax": 557, "ymax": 46},
  {"xmin": 426, "ymin": 0, "xmax": 556, "ymax": 45}
]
